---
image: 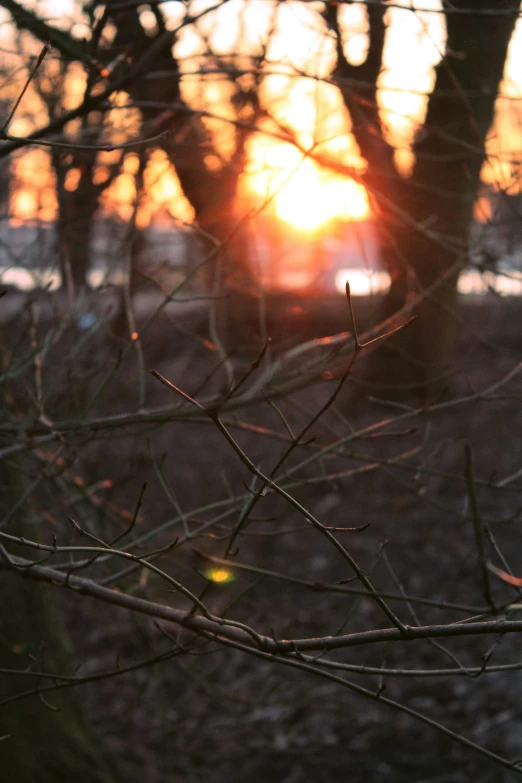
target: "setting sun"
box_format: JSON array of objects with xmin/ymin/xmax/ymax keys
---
[
  {"xmin": 275, "ymin": 167, "xmax": 370, "ymax": 230},
  {"xmin": 246, "ymin": 139, "xmax": 370, "ymax": 232}
]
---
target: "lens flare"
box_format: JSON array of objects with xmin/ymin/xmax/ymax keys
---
[{"xmin": 206, "ymin": 568, "xmax": 234, "ymax": 584}]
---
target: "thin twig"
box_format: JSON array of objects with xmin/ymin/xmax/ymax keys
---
[
  {"xmin": 465, "ymin": 444, "xmax": 496, "ymax": 611},
  {"xmin": 0, "ymin": 43, "xmax": 50, "ymax": 137}
]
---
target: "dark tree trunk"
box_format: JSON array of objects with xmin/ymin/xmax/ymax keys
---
[
  {"xmin": 53, "ymin": 150, "xmax": 98, "ymax": 294},
  {"xmin": 328, "ymin": 0, "xmax": 519, "ymax": 396},
  {"xmin": 384, "ymin": 0, "xmax": 518, "ymax": 394},
  {"xmin": 110, "ymin": 3, "xmax": 259, "ymax": 313},
  {"xmin": 0, "ymin": 460, "xmax": 120, "ymax": 783}
]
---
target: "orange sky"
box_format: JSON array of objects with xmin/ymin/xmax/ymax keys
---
[{"xmin": 3, "ymin": 0, "xmax": 522, "ymax": 230}]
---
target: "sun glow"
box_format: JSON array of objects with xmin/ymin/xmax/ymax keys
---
[
  {"xmin": 6, "ymin": 0, "xmax": 522, "ymax": 240},
  {"xmin": 275, "ymin": 167, "xmax": 370, "ymax": 230},
  {"xmin": 12, "ymin": 190, "xmax": 38, "ymax": 221},
  {"xmin": 100, "ymin": 149, "xmax": 195, "ymax": 226},
  {"xmin": 246, "ymin": 140, "xmax": 370, "ymax": 231}
]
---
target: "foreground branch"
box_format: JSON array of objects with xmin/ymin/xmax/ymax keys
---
[{"xmin": 2, "ymin": 552, "xmax": 522, "ymax": 654}]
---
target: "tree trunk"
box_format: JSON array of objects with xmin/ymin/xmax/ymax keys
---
[
  {"xmin": 110, "ymin": 2, "xmax": 259, "ymax": 318},
  {"xmin": 53, "ymin": 151, "xmax": 98, "ymax": 295},
  {"xmin": 383, "ymin": 1, "xmax": 517, "ymax": 395},
  {"xmin": 0, "ymin": 458, "xmax": 121, "ymax": 782},
  {"xmin": 58, "ymin": 207, "xmax": 93, "ymax": 293},
  {"xmin": 329, "ymin": 0, "xmax": 519, "ymax": 397}
]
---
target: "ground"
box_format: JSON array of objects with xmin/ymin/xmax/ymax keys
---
[{"xmin": 2, "ymin": 285, "xmax": 522, "ymax": 782}]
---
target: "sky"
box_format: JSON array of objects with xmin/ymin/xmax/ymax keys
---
[{"xmin": 2, "ymin": 0, "xmax": 522, "ymax": 232}]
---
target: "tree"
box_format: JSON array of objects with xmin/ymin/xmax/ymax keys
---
[
  {"xmin": 325, "ymin": 0, "xmax": 519, "ymax": 391},
  {"xmin": 0, "ymin": 471, "xmax": 120, "ymax": 782},
  {"xmin": 2, "ymin": 0, "xmax": 519, "ymax": 385},
  {"xmin": 106, "ymin": 0, "xmax": 270, "ymax": 335},
  {"xmin": 1, "ymin": 0, "xmax": 276, "ymax": 302}
]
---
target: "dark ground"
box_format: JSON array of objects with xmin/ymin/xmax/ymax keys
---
[{"xmin": 3, "ymin": 286, "xmax": 522, "ymax": 782}]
